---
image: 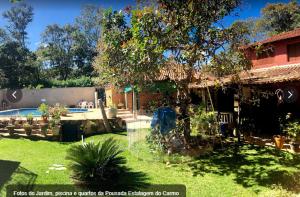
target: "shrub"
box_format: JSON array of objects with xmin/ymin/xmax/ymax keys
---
[
  {"xmin": 146, "ymin": 120, "xmax": 185, "ymax": 154},
  {"xmin": 66, "ymin": 138, "xmax": 126, "ymax": 188},
  {"xmin": 190, "ymin": 105, "xmax": 217, "ymax": 136},
  {"xmin": 81, "ymin": 120, "xmax": 99, "ymax": 135},
  {"xmin": 38, "ymin": 103, "xmax": 49, "ymax": 117},
  {"xmin": 146, "ymin": 129, "xmax": 168, "ymax": 152},
  {"xmin": 26, "ymin": 113, "xmax": 34, "ymax": 125},
  {"xmin": 49, "ymin": 106, "xmax": 68, "ymax": 119},
  {"xmin": 284, "ymin": 120, "xmax": 300, "ymax": 140},
  {"xmin": 50, "ymin": 76, "xmax": 94, "ymax": 88}
]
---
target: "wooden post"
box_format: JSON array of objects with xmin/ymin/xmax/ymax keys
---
[
  {"xmin": 125, "ymin": 92, "xmax": 128, "ymax": 109},
  {"xmin": 132, "ymin": 88, "xmax": 137, "ymax": 119},
  {"xmin": 94, "ymin": 91, "xmax": 98, "ymax": 108},
  {"xmin": 99, "ymin": 99, "xmax": 112, "ymax": 132}
]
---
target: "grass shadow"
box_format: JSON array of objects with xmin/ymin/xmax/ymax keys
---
[
  {"xmin": 0, "ymin": 164, "xmax": 37, "ymax": 195},
  {"xmin": 0, "ymin": 160, "xmax": 20, "ymax": 188},
  {"xmin": 113, "ymin": 167, "xmax": 150, "ymax": 190},
  {"xmin": 76, "ymin": 167, "xmax": 149, "ymax": 192},
  {"xmin": 187, "ymin": 144, "xmax": 300, "ymax": 193}
]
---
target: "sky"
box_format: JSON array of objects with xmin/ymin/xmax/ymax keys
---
[{"xmin": 0, "ymin": 0, "xmax": 294, "ymax": 51}]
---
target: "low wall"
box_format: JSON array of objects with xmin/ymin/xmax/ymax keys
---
[{"xmin": 0, "ymin": 87, "xmax": 96, "ymax": 108}]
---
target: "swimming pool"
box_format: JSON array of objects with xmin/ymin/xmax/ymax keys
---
[{"xmin": 0, "ymin": 108, "xmax": 88, "ymax": 117}]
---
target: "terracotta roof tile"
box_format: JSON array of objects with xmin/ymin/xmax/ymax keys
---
[
  {"xmin": 157, "ymin": 61, "xmax": 201, "ymax": 81},
  {"xmin": 242, "ymin": 28, "xmax": 300, "ymax": 49},
  {"xmin": 189, "ymin": 63, "xmax": 300, "ymax": 88}
]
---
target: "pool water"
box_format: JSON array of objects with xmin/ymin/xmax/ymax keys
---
[{"xmin": 0, "ymin": 108, "xmax": 88, "ymax": 117}]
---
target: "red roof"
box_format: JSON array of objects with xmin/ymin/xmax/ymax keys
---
[
  {"xmin": 157, "ymin": 61, "xmax": 201, "ymax": 81},
  {"xmin": 189, "ymin": 63, "xmax": 300, "ymax": 88},
  {"xmin": 242, "ymin": 28, "xmax": 300, "ymax": 49}
]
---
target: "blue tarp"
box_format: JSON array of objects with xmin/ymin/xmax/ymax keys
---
[{"xmin": 151, "ymin": 107, "xmax": 176, "ymax": 135}]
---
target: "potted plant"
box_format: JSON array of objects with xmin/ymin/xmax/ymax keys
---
[
  {"xmin": 38, "ymin": 103, "xmax": 49, "ymax": 122},
  {"xmin": 23, "ymin": 123, "xmax": 33, "ymax": 136},
  {"xmin": 273, "ymin": 135, "xmax": 285, "ymax": 149},
  {"xmin": 9, "ymin": 117, "xmax": 16, "ymax": 125},
  {"xmin": 40, "ymin": 122, "xmax": 49, "ymax": 136},
  {"xmin": 49, "ymin": 118, "xmax": 61, "ymax": 136},
  {"xmin": 49, "ymin": 106, "xmax": 68, "ymax": 118},
  {"xmin": 6, "ymin": 124, "xmax": 15, "ymax": 136},
  {"xmin": 117, "ymin": 102, "xmax": 125, "ymax": 109},
  {"xmin": 107, "ymin": 105, "xmax": 117, "ymax": 119},
  {"xmin": 59, "ymin": 106, "xmax": 68, "ymax": 116},
  {"xmin": 273, "ymin": 114, "xmax": 289, "ymax": 149},
  {"xmin": 26, "ymin": 113, "xmax": 34, "ymax": 125}
]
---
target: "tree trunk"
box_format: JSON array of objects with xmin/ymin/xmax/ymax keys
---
[
  {"xmin": 177, "ymin": 83, "xmax": 191, "ymax": 145},
  {"xmin": 99, "ymin": 99, "xmax": 112, "ymax": 132}
]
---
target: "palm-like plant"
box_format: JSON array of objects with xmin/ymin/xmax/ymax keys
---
[{"xmin": 66, "ymin": 138, "xmax": 126, "ymax": 188}]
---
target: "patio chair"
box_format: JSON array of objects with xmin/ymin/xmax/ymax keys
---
[
  {"xmin": 218, "ymin": 112, "xmax": 234, "ymax": 137},
  {"xmin": 81, "ymin": 101, "xmax": 88, "ymax": 109},
  {"xmin": 87, "ymin": 102, "xmax": 94, "ymax": 109},
  {"xmin": 218, "ymin": 112, "xmax": 233, "ymax": 124}
]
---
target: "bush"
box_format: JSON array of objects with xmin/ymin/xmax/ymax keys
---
[
  {"xmin": 49, "ymin": 106, "xmax": 68, "ymax": 119},
  {"xmin": 38, "ymin": 103, "xmax": 49, "ymax": 117},
  {"xmin": 66, "ymin": 138, "xmax": 126, "ymax": 188},
  {"xmin": 190, "ymin": 105, "xmax": 217, "ymax": 136},
  {"xmin": 146, "ymin": 129, "xmax": 168, "ymax": 152},
  {"xmin": 50, "ymin": 76, "xmax": 94, "ymax": 87},
  {"xmin": 146, "ymin": 120, "xmax": 185, "ymax": 154},
  {"xmin": 81, "ymin": 120, "xmax": 99, "ymax": 135},
  {"xmin": 284, "ymin": 120, "xmax": 300, "ymax": 140}
]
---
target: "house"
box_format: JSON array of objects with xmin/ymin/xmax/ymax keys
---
[
  {"xmin": 191, "ymin": 28, "xmax": 300, "ymax": 136},
  {"xmin": 106, "ymin": 28, "xmax": 300, "ymax": 136},
  {"xmin": 105, "ymin": 62, "xmax": 201, "ymax": 113}
]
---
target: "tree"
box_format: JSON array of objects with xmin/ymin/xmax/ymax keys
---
[
  {"xmin": 75, "ymin": 4, "xmax": 103, "ymax": 49},
  {"xmin": 2, "ymin": 3, "xmax": 33, "ymax": 47},
  {"xmin": 0, "ymin": 41, "xmax": 38, "ymax": 88},
  {"xmin": 209, "ymin": 20, "xmax": 253, "ymax": 77},
  {"xmin": 94, "ymin": 8, "xmax": 163, "ymax": 86},
  {"xmin": 257, "ymin": 0, "xmax": 300, "ymax": 36},
  {"xmin": 40, "ymin": 24, "xmax": 78, "ymax": 80},
  {"xmin": 38, "ymin": 5, "xmax": 103, "ymax": 80},
  {"xmin": 0, "ymin": 28, "xmax": 10, "ymax": 44},
  {"xmin": 95, "ymin": 0, "xmax": 241, "ymax": 143},
  {"xmin": 72, "ymin": 5, "xmax": 103, "ymax": 77}
]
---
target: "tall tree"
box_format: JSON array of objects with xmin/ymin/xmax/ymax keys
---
[
  {"xmin": 2, "ymin": 3, "xmax": 33, "ymax": 47},
  {"xmin": 0, "ymin": 41, "xmax": 38, "ymax": 88},
  {"xmin": 257, "ymin": 0, "xmax": 300, "ymax": 36},
  {"xmin": 0, "ymin": 28, "xmax": 10, "ymax": 44},
  {"xmin": 95, "ymin": 0, "xmax": 241, "ymax": 142},
  {"xmin": 76, "ymin": 4, "xmax": 102, "ymax": 49},
  {"xmin": 40, "ymin": 24, "xmax": 78, "ymax": 80},
  {"xmin": 74, "ymin": 5, "xmax": 103, "ymax": 77}
]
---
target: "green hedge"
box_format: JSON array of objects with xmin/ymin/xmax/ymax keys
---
[{"xmin": 49, "ymin": 76, "xmax": 95, "ymax": 87}]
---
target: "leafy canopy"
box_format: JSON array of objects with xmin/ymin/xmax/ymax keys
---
[
  {"xmin": 2, "ymin": 3, "xmax": 33, "ymax": 47},
  {"xmin": 95, "ymin": 0, "xmax": 241, "ymax": 88},
  {"xmin": 257, "ymin": 0, "xmax": 300, "ymax": 36}
]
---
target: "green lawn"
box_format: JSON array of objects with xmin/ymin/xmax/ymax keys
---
[{"xmin": 0, "ymin": 132, "xmax": 300, "ymax": 197}]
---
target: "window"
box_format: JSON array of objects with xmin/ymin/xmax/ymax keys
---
[
  {"xmin": 288, "ymin": 42, "xmax": 300, "ymax": 62},
  {"xmin": 256, "ymin": 46, "xmax": 274, "ymax": 59}
]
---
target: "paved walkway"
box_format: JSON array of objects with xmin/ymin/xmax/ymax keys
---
[{"xmin": 117, "ymin": 109, "xmax": 152, "ymax": 130}]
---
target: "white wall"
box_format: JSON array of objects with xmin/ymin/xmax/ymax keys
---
[{"xmin": 0, "ymin": 87, "xmax": 96, "ymax": 108}]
